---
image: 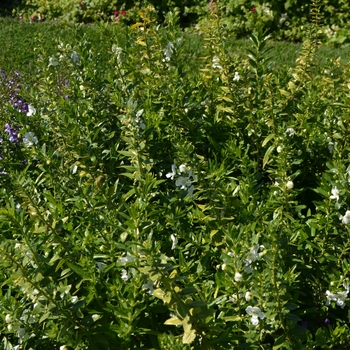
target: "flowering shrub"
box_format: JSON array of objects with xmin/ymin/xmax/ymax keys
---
[
  {"xmin": 2, "ymin": 7, "xmax": 350, "ymax": 349},
  {"xmin": 11, "ymin": 0, "xmax": 350, "ymax": 42},
  {"xmin": 15, "ymin": 0, "xmax": 128, "ymax": 23}
]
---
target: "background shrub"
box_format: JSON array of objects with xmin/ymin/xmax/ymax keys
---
[{"xmin": 8, "ymin": 0, "xmax": 350, "ymax": 42}]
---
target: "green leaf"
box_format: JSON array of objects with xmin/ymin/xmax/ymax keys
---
[
  {"xmin": 263, "ymin": 145, "xmax": 275, "ymax": 168},
  {"xmin": 262, "ymin": 133, "xmax": 275, "ymax": 147},
  {"xmin": 182, "ymin": 315, "xmax": 196, "ymax": 344},
  {"xmin": 164, "ymin": 316, "xmax": 183, "ymax": 326},
  {"xmin": 273, "ymin": 334, "xmax": 286, "ymax": 349},
  {"xmin": 286, "ymin": 313, "xmax": 301, "ymax": 322},
  {"xmin": 183, "ymin": 328, "xmax": 196, "ymax": 344},
  {"xmin": 66, "ymin": 262, "xmax": 91, "ymax": 279},
  {"xmin": 181, "ymin": 287, "xmax": 197, "ymax": 295}
]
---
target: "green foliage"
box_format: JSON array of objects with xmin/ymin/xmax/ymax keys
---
[
  {"xmin": 8, "ymin": 0, "xmax": 350, "ymax": 43},
  {"xmin": 2, "ymin": 7, "xmax": 350, "ymax": 350}
]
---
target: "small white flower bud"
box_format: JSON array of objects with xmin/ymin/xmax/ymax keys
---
[
  {"xmin": 234, "ymin": 272, "xmax": 243, "ymax": 282},
  {"xmin": 286, "ymin": 181, "xmax": 294, "ymax": 190}
]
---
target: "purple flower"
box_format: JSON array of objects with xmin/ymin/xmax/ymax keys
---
[
  {"xmin": 5, "ymin": 123, "xmax": 19, "ymax": 143},
  {"xmin": 21, "ymin": 103, "xmax": 29, "ymax": 113},
  {"xmin": 324, "ymin": 318, "xmax": 330, "ymax": 325}
]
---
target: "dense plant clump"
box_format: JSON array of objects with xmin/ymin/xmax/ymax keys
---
[
  {"xmin": 7, "ymin": 0, "xmax": 350, "ymax": 42},
  {"xmin": 1, "ymin": 4, "xmax": 350, "ymax": 350}
]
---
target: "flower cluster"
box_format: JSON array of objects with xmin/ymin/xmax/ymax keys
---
[
  {"xmin": 166, "ymin": 163, "xmax": 196, "ymax": 197},
  {"xmin": 325, "ymin": 282, "xmax": 349, "ymax": 309},
  {"xmin": 244, "ymin": 244, "xmax": 264, "ymax": 273},
  {"xmin": 212, "ymin": 56, "xmax": 223, "ymax": 70},
  {"xmin": 113, "ymin": 9, "xmax": 126, "ymax": 21},
  {"xmin": 233, "ymin": 71, "xmax": 240, "ymax": 82},
  {"xmin": 5, "ymin": 308, "xmax": 36, "ymax": 348},
  {"xmin": 142, "ymin": 279, "xmax": 155, "ymax": 295},
  {"xmin": 23, "ymin": 132, "xmax": 38, "ymax": 147},
  {"xmin": 0, "ymin": 70, "xmax": 35, "ymax": 116},
  {"xmin": 5, "ymin": 123, "xmax": 19, "ymax": 143},
  {"xmin": 163, "ymin": 42, "xmax": 174, "ymax": 62}
]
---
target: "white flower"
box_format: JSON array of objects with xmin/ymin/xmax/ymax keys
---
[
  {"xmin": 245, "ymin": 306, "xmax": 265, "ymax": 325},
  {"xmin": 17, "ymin": 327, "xmax": 29, "ymax": 341},
  {"xmin": 245, "ymin": 291, "xmax": 253, "ymax": 301},
  {"xmin": 330, "ymin": 187, "xmax": 339, "ymax": 201},
  {"xmin": 71, "ymin": 296, "xmax": 78, "ymax": 303},
  {"xmin": 285, "ymin": 128, "xmax": 295, "ymax": 136},
  {"xmin": 342, "ymin": 210, "xmax": 350, "ymax": 224},
  {"xmin": 121, "ymin": 269, "xmax": 130, "ymax": 281},
  {"xmin": 27, "ymin": 104, "xmax": 36, "ymax": 117},
  {"xmin": 175, "ymin": 176, "xmax": 192, "ymax": 190},
  {"xmin": 262, "ymin": 6, "xmax": 272, "ymax": 17},
  {"xmin": 164, "ymin": 42, "xmax": 174, "ymax": 61},
  {"xmin": 71, "ymin": 51, "xmax": 80, "ymax": 63},
  {"xmin": 23, "ymin": 132, "xmax": 38, "ymax": 146},
  {"xmin": 96, "ymin": 262, "xmax": 106, "ymax": 271},
  {"xmin": 112, "ymin": 45, "xmax": 122, "ymax": 60},
  {"xmin": 20, "ymin": 309, "xmax": 36, "ymax": 324},
  {"xmin": 166, "ymin": 164, "xmax": 177, "ymax": 180},
  {"xmin": 230, "ymin": 294, "xmax": 238, "ymax": 303},
  {"xmin": 277, "ymin": 145, "xmax": 283, "ymax": 153},
  {"xmin": 179, "ymin": 163, "xmax": 188, "ymax": 173},
  {"xmin": 246, "ymin": 244, "xmax": 263, "ymax": 265},
  {"xmin": 328, "ymin": 142, "xmax": 334, "ymax": 154},
  {"xmin": 212, "ymin": 56, "xmax": 222, "ymax": 69},
  {"xmin": 234, "ymin": 272, "xmax": 243, "ymax": 282},
  {"xmin": 201, "ymin": 98, "xmax": 211, "ymax": 106},
  {"xmin": 142, "ymin": 280, "xmax": 154, "ymax": 295},
  {"xmin": 48, "ymin": 55, "xmax": 59, "ymax": 67},
  {"xmin": 336, "ymin": 291, "xmax": 348, "ymax": 308},
  {"xmin": 170, "ymin": 234, "xmax": 177, "ymax": 250},
  {"xmin": 233, "ymin": 71, "xmax": 240, "ymax": 81},
  {"xmin": 279, "ymin": 13, "xmax": 288, "ymax": 24},
  {"xmin": 166, "ymin": 163, "xmax": 195, "ymax": 196},
  {"xmin": 119, "ymin": 252, "xmax": 135, "ymax": 264},
  {"xmin": 286, "ymin": 180, "xmax": 294, "ymax": 190}
]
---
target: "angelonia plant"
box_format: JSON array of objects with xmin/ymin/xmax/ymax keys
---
[{"xmin": 1, "ymin": 2, "xmax": 350, "ymax": 349}]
